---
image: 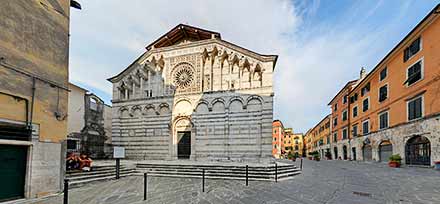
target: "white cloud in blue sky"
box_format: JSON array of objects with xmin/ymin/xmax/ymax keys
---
[{"xmin": 69, "ymin": 0, "xmax": 439, "ymax": 133}]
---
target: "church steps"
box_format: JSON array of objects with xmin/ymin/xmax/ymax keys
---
[
  {"xmin": 67, "ymin": 169, "xmax": 135, "ymax": 182},
  {"xmin": 66, "ymin": 165, "xmax": 136, "ymax": 188},
  {"xmin": 133, "ymin": 163, "xmax": 300, "ymax": 181}
]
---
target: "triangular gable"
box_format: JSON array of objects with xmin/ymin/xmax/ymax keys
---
[{"xmin": 146, "ymin": 24, "xmax": 221, "ymax": 50}]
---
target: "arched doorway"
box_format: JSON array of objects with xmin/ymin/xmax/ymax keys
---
[
  {"xmin": 343, "ymin": 145, "xmax": 347, "ymax": 160},
  {"xmin": 172, "ymin": 117, "xmax": 194, "ymax": 159},
  {"xmin": 363, "ymin": 145, "xmax": 372, "ymax": 161},
  {"xmin": 333, "ymin": 147, "xmax": 338, "ymax": 159},
  {"xmin": 405, "ymin": 136, "xmax": 430, "ymax": 166},
  {"xmin": 379, "ymin": 141, "xmax": 393, "ymax": 162}
]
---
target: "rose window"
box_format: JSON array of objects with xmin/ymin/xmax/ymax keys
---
[{"xmin": 173, "ymin": 64, "xmax": 194, "ymax": 89}]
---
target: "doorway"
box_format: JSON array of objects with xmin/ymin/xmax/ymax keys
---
[
  {"xmin": 352, "ymin": 147, "xmax": 356, "ymax": 161},
  {"xmin": 405, "ymin": 136, "xmax": 430, "ymax": 166},
  {"xmin": 379, "ymin": 141, "xmax": 393, "ymax": 162},
  {"xmin": 343, "ymin": 145, "xmax": 347, "ymax": 160},
  {"xmin": 177, "ymin": 131, "xmax": 191, "ymax": 159},
  {"xmin": 0, "ymin": 145, "xmax": 27, "ymax": 202}
]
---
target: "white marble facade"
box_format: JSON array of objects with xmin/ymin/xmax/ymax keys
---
[{"xmin": 108, "ymin": 25, "xmax": 277, "ymax": 162}]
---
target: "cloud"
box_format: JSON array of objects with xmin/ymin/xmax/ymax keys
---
[{"xmin": 69, "ymin": 0, "xmax": 423, "ymax": 133}]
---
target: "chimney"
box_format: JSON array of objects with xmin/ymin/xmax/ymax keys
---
[{"xmin": 360, "ymin": 67, "xmax": 366, "ymax": 80}]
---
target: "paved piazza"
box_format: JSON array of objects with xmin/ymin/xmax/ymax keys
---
[{"xmin": 16, "ymin": 160, "xmax": 440, "ymax": 204}]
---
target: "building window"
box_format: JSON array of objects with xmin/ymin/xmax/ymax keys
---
[
  {"xmin": 333, "ymin": 118, "xmax": 338, "ymax": 127},
  {"xmin": 327, "ymin": 135, "xmax": 330, "ymax": 144},
  {"xmin": 363, "ymin": 98, "xmax": 369, "ymax": 112},
  {"xmin": 352, "ymin": 106, "xmax": 358, "ymax": 117},
  {"xmin": 404, "ymin": 37, "xmax": 421, "ymax": 62},
  {"xmin": 342, "ymin": 128, "xmax": 348, "ymax": 140},
  {"xmin": 361, "ymin": 82, "xmax": 370, "ymax": 96},
  {"xmin": 404, "ymin": 59, "xmax": 423, "ymax": 86},
  {"xmin": 343, "ymin": 95, "xmax": 348, "ymax": 104},
  {"xmin": 380, "ymin": 67, "xmax": 387, "ymax": 81},
  {"xmin": 274, "ymin": 144, "xmax": 277, "ymax": 149},
  {"xmin": 295, "ymin": 146, "xmax": 298, "ymax": 151},
  {"xmin": 362, "ymin": 120, "xmax": 369, "ymax": 135},
  {"xmin": 407, "ymin": 95, "xmax": 423, "ymax": 121},
  {"xmin": 352, "ymin": 124, "xmax": 358, "ymax": 137},
  {"xmin": 350, "ymin": 93, "xmax": 358, "ymax": 103},
  {"xmin": 379, "ymin": 85, "xmax": 388, "ymax": 102},
  {"xmin": 274, "ymin": 130, "xmax": 277, "ymax": 134},
  {"xmin": 379, "ymin": 111, "xmax": 389, "ymax": 130},
  {"xmin": 334, "ymin": 103, "xmax": 338, "ymax": 111},
  {"xmin": 333, "ymin": 132, "xmax": 337, "ymax": 142},
  {"xmin": 342, "ymin": 110, "xmax": 348, "ymax": 121},
  {"xmin": 274, "ymin": 137, "xmax": 276, "ymax": 141}
]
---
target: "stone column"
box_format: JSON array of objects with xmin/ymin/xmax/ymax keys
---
[
  {"xmin": 140, "ymin": 77, "xmax": 143, "ymax": 97},
  {"xmin": 132, "ymin": 82, "xmax": 136, "ymax": 98}
]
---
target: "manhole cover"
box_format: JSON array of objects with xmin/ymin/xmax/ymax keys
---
[{"xmin": 353, "ymin": 191, "xmax": 372, "ymax": 197}]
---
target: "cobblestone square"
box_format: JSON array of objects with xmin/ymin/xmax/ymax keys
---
[{"xmin": 14, "ymin": 160, "xmax": 440, "ymax": 204}]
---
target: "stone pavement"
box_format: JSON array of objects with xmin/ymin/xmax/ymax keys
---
[{"xmin": 13, "ymin": 159, "xmax": 440, "ymax": 204}]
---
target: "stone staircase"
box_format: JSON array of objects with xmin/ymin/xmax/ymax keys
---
[
  {"xmin": 135, "ymin": 162, "xmax": 301, "ymax": 181},
  {"xmin": 66, "ymin": 164, "xmax": 136, "ymax": 188}
]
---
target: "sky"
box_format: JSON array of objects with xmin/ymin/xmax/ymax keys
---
[{"xmin": 69, "ymin": 0, "xmax": 439, "ymax": 133}]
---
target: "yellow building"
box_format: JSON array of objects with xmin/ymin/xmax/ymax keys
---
[
  {"xmin": 283, "ymin": 128, "xmax": 304, "ymax": 157},
  {"xmin": 0, "ymin": 0, "xmax": 80, "ymax": 200}
]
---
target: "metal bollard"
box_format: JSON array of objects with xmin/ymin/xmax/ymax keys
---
[
  {"xmin": 246, "ymin": 165, "xmax": 248, "ymax": 186},
  {"xmin": 63, "ymin": 179, "xmax": 69, "ymax": 204},
  {"xmin": 144, "ymin": 172, "xmax": 147, "ymax": 201},
  {"xmin": 275, "ymin": 163, "xmax": 278, "ymax": 183},
  {"xmin": 202, "ymin": 169, "xmax": 205, "ymax": 192},
  {"xmin": 300, "ymin": 158, "xmax": 303, "ymax": 170},
  {"xmin": 116, "ymin": 158, "xmax": 120, "ymax": 179}
]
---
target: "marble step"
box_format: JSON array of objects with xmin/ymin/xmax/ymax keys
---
[
  {"xmin": 69, "ymin": 173, "xmax": 133, "ymax": 188},
  {"xmin": 136, "ymin": 164, "xmax": 296, "ymax": 171},
  {"xmin": 135, "ymin": 167, "xmax": 299, "ymax": 176},
  {"xmin": 135, "ymin": 169, "xmax": 299, "ymax": 180},
  {"xmin": 67, "ymin": 167, "xmax": 130, "ymax": 176},
  {"xmin": 131, "ymin": 170, "xmax": 301, "ymax": 181},
  {"xmin": 67, "ymin": 169, "xmax": 135, "ymax": 181}
]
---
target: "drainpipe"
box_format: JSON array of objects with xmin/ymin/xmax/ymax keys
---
[{"xmin": 29, "ymin": 77, "xmax": 36, "ymax": 139}]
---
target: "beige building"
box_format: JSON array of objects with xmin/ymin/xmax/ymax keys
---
[
  {"xmin": 0, "ymin": 0, "xmax": 80, "ymax": 200},
  {"xmin": 67, "ymin": 83, "xmax": 112, "ymax": 158},
  {"xmin": 108, "ymin": 24, "xmax": 277, "ymax": 162}
]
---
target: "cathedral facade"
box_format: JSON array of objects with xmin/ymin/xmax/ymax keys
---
[{"xmin": 108, "ymin": 24, "xmax": 277, "ymax": 162}]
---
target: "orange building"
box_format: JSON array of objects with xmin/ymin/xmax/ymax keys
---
[
  {"xmin": 326, "ymin": 4, "xmax": 440, "ymax": 166},
  {"xmin": 272, "ymin": 120, "xmax": 285, "ymax": 158}
]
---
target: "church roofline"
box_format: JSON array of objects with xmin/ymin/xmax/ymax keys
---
[
  {"xmin": 145, "ymin": 24, "xmax": 221, "ymax": 50},
  {"xmin": 108, "ymin": 25, "xmax": 278, "ymax": 83}
]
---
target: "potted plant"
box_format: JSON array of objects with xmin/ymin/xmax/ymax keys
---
[
  {"xmin": 287, "ymin": 151, "xmax": 295, "ymax": 161},
  {"xmin": 310, "ymin": 151, "xmax": 320, "ymax": 161},
  {"xmin": 434, "ymin": 161, "xmax": 440, "ymax": 170},
  {"xmin": 388, "ymin": 154, "xmax": 402, "ymax": 168}
]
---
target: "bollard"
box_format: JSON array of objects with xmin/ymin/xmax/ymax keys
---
[
  {"xmin": 275, "ymin": 163, "xmax": 278, "ymax": 183},
  {"xmin": 143, "ymin": 172, "xmax": 147, "ymax": 201},
  {"xmin": 116, "ymin": 158, "xmax": 120, "ymax": 179},
  {"xmin": 63, "ymin": 179, "xmax": 69, "ymax": 204},
  {"xmin": 300, "ymin": 158, "xmax": 303, "ymax": 170},
  {"xmin": 202, "ymin": 169, "xmax": 205, "ymax": 192},
  {"xmin": 246, "ymin": 165, "xmax": 248, "ymax": 186}
]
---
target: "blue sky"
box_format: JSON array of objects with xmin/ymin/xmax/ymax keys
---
[{"xmin": 69, "ymin": 0, "xmax": 439, "ymax": 133}]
